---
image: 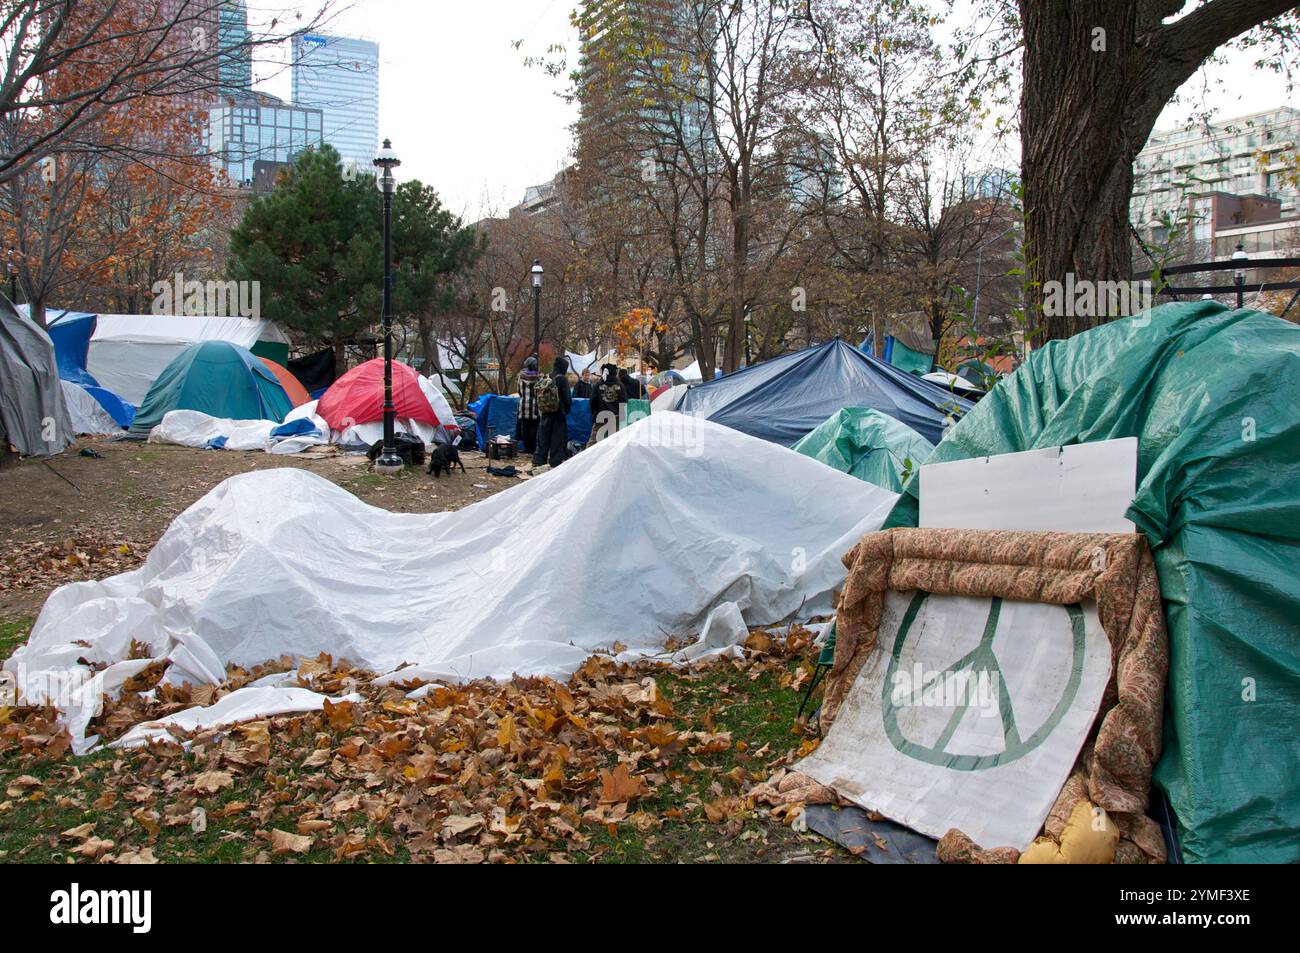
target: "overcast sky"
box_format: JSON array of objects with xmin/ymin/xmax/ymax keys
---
[{"xmin": 249, "ymin": 1, "xmax": 1292, "ymax": 223}]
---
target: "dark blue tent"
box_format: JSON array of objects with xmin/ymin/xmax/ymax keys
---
[{"xmin": 677, "ymin": 339, "xmax": 971, "ymax": 445}]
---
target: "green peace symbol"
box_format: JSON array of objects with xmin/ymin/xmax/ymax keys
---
[{"xmin": 881, "ymin": 592, "xmax": 1086, "ymax": 771}]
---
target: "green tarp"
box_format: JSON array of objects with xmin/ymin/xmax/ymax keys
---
[
  {"xmin": 793, "ymin": 407, "xmax": 933, "ymax": 492},
  {"xmin": 884, "ymin": 301, "xmax": 1300, "ymax": 864},
  {"xmin": 250, "ymin": 338, "xmax": 290, "ymax": 368},
  {"xmin": 130, "ymin": 340, "xmax": 293, "ymax": 434}
]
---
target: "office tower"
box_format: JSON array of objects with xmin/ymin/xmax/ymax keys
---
[{"xmin": 291, "ymin": 33, "xmax": 380, "ymax": 169}]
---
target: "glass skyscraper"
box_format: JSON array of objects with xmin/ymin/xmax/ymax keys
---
[
  {"xmin": 291, "ymin": 33, "xmax": 380, "ymax": 169},
  {"xmin": 208, "ymin": 91, "xmax": 324, "ymax": 185}
]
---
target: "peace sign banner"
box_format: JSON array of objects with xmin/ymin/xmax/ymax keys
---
[{"xmin": 798, "ymin": 589, "xmax": 1111, "ymax": 850}]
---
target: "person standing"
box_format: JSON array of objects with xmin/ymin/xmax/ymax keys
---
[
  {"xmin": 531, "ymin": 354, "xmax": 571, "ymax": 472},
  {"xmin": 516, "ymin": 356, "xmax": 541, "ymax": 454},
  {"xmin": 574, "ymin": 368, "xmax": 594, "ymax": 399},
  {"xmin": 589, "ymin": 363, "xmax": 624, "ymax": 444}
]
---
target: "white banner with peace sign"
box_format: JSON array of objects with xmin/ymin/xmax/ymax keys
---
[{"xmin": 798, "ymin": 589, "xmax": 1111, "ymax": 851}]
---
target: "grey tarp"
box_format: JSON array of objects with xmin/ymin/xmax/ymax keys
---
[{"xmin": 1, "ymin": 295, "xmax": 74, "ymax": 457}]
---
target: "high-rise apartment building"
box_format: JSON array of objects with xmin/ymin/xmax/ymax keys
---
[
  {"xmin": 1131, "ymin": 106, "xmax": 1300, "ymax": 235},
  {"xmin": 291, "ymin": 33, "xmax": 380, "ymax": 169}
]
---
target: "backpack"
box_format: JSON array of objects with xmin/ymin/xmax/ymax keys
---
[
  {"xmin": 599, "ymin": 381, "xmax": 623, "ymax": 405},
  {"xmin": 536, "ymin": 374, "xmax": 561, "ymax": 414}
]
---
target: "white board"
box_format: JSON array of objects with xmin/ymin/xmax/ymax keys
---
[
  {"xmin": 799, "ymin": 590, "xmax": 1111, "ymax": 850},
  {"xmin": 919, "ymin": 438, "xmax": 1138, "ymax": 533}
]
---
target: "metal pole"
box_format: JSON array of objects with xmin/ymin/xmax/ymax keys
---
[
  {"xmin": 377, "ymin": 171, "xmax": 400, "ymax": 469},
  {"xmin": 533, "ymin": 282, "xmax": 541, "ymax": 360},
  {"xmin": 1235, "ymin": 273, "xmax": 1245, "ymax": 310}
]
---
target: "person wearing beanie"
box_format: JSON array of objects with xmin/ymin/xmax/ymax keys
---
[
  {"xmin": 516, "ymin": 356, "xmax": 541, "ymax": 454},
  {"xmin": 530, "ymin": 354, "xmax": 571, "ymax": 472}
]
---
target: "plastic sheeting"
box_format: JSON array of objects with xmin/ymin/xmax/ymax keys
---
[
  {"xmin": 677, "ymin": 339, "xmax": 971, "ymax": 446},
  {"xmin": 149, "ymin": 410, "xmax": 287, "ymax": 451},
  {"xmin": 42, "ymin": 309, "xmax": 100, "ymax": 387},
  {"xmin": 60, "ymin": 380, "xmax": 122, "ymax": 435},
  {"xmin": 884, "ymin": 301, "xmax": 1300, "ymax": 865},
  {"xmin": 792, "ymin": 407, "xmax": 933, "ymax": 491},
  {"xmin": 1, "ymin": 296, "xmax": 74, "ymax": 456},
  {"xmin": 12, "ymin": 413, "xmax": 898, "ymax": 750}
]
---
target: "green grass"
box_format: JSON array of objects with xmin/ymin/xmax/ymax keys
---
[{"xmin": 0, "ymin": 619, "xmax": 31, "ymax": 661}]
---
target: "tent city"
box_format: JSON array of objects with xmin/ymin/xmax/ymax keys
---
[{"xmin": 0, "ymin": 0, "xmax": 1297, "ymax": 900}]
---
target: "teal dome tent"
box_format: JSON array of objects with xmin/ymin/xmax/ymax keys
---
[{"xmin": 129, "ymin": 340, "xmax": 294, "ymax": 435}]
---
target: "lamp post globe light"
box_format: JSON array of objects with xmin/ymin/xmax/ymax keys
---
[
  {"xmin": 1232, "ymin": 242, "xmax": 1249, "ymax": 310},
  {"xmin": 373, "ymin": 138, "xmax": 402, "ymax": 474},
  {"xmin": 531, "ymin": 259, "xmax": 543, "ymax": 361}
]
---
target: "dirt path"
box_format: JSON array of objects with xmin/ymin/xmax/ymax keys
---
[{"xmin": 0, "ymin": 436, "xmax": 517, "ymax": 622}]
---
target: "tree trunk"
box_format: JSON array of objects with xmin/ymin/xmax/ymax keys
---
[{"xmin": 1019, "ymin": 0, "xmax": 1297, "ymax": 341}]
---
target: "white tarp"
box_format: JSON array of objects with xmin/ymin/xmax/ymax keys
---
[
  {"xmin": 147, "ymin": 409, "xmax": 304, "ymax": 452},
  {"xmin": 59, "ymin": 313, "xmax": 290, "ymax": 405},
  {"xmin": 60, "ymin": 380, "xmax": 121, "ymax": 435},
  {"xmin": 797, "ymin": 591, "xmax": 1111, "ymax": 850},
  {"xmin": 10, "ymin": 413, "xmax": 898, "ymax": 750},
  {"xmin": 652, "ymin": 383, "xmax": 690, "ymax": 412}
]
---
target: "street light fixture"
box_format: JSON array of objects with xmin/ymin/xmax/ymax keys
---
[
  {"xmin": 1231, "ymin": 242, "xmax": 1249, "ymax": 310},
  {"xmin": 373, "ymin": 138, "xmax": 402, "ymax": 474},
  {"xmin": 531, "ymin": 259, "xmax": 543, "ymax": 361}
]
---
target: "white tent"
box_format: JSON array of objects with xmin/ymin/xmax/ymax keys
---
[
  {"xmin": 49, "ymin": 313, "xmax": 292, "ymax": 405},
  {"xmin": 11, "ymin": 413, "xmax": 898, "ymax": 750},
  {"xmin": 679, "ymin": 359, "xmax": 703, "ymax": 382},
  {"xmin": 60, "ymin": 380, "xmax": 121, "ymax": 435}
]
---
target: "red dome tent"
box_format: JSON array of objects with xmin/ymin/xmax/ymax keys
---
[{"xmin": 317, "ymin": 358, "xmax": 444, "ymax": 431}]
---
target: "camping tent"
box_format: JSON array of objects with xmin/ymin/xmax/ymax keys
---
[
  {"xmin": 60, "ymin": 380, "xmax": 122, "ymax": 435},
  {"xmin": 258, "ymin": 357, "xmax": 311, "ymax": 407},
  {"xmin": 792, "ymin": 407, "xmax": 934, "ymax": 492},
  {"xmin": 1, "ymin": 296, "xmax": 74, "ymax": 456},
  {"xmin": 677, "ymin": 338, "xmax": 971, "ymax": 446},
  {"xmin": 45, "ymin": 311, "xmax": 292, "ymax": 404},
  {"xmin": 884, "ymin": 301, "xmax": 1300, "ymax": 864},
  {"xmin": 316, "ymin": 358, "xmax": 455, "ymax": 433},
  {"xmin": 129, "ymin": 340, "xmax": 295, "ymax": 435}
]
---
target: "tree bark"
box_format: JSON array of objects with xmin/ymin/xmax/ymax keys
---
[{"xmin": 1019, "ymin": 0, "xmax": 1297, "ymax": 341}]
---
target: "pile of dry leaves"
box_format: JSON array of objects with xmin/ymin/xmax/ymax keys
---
[
  {"xmin": 0, "ymin": 627, "xmax": 832, "ymax": 864},
  {"xmin": 0, "ymin": 534, "xmax": 146, "ymax": 595}
]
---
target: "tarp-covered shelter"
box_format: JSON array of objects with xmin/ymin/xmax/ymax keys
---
[
  {"xmin": 1, "ymin": 296, "xmax": 74, "ymax": 456},
  {"xmin": 44, "ymin": 311, "xmax": 292, "ymax": 405},
  {"xmin": 793, "ymin": 407, "xmax": 934, "ymax": 492},
  {"xmin": 678, "ymin": 338, "xmax": 971, "ymax": 446},
  {"xmin": 287, "ymin": 347, "xmax": 337, "ymax": 396},
  {"xmin": 129, "ymin": 341, "xmax": 295, "ymax": 435},
  {"xmin": 884, "ymin": 301, "xmax": 1300, "ymax": 864},
  {"xmin": 37, "ymin": 308, "xmax": 136, "ymax": 426},
  {"xmin": 60, "ymin": 380, "xmax": 122, "ymax": 435}
]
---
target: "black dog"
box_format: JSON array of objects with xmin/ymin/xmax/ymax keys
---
[{"xmin": 426, "ymin": 442, "xmax": 465, "ymax": 478}]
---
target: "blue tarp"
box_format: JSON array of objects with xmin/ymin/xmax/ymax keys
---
[
  {"xmin": 677, "ymin": 339, "xmax": 971, "ymax": 446},
  {"xmin": 42, "ymin": 309, "xmax": 137, "ymax": 426},
  {"xmin": 471, "ymin": 393, "xmax": 595, "ymax": 450},
  {"xmin": 45, "ymin": 310, "xmax": 100, "ymax": 387},
  {"xmin": 83, "ymin": 384, "xmax": 135, "ymax": 427}
]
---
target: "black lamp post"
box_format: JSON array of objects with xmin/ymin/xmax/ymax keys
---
[
  {"xmin": 531, "ymin": 259, "xmax": 543, "ymax": 360},
  {"xmin": 1232, "ymin": 242, "xmax": 1248, "ymax": 310},
  {"xmin": 373, "ymin": 138, "xmax": 402, "ymax": 473}
]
